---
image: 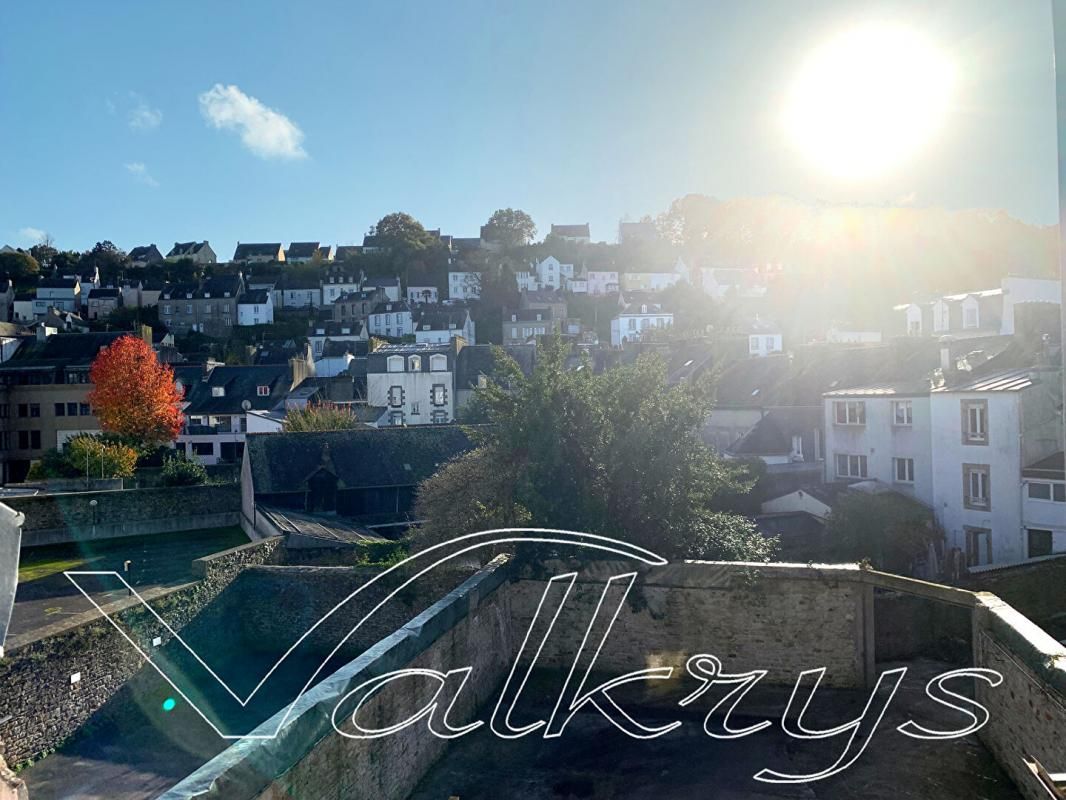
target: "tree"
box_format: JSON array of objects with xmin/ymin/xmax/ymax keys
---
[
  {"xmin": 28, "ymin": 435, "xmax": 138, "ymax": 480},
  {"xmin": 482, "ymin": 208, "xmax": 536, "ymax": 249},
  {"xmin": 370, "ymin": 213, "xmax": 435, "ymax": 253},
  {"xmin": 284, "ymin": 402, "xmax": 364, "ymax": 431},
  {"xmin": 414, "ymin": 339, "xmax": 774, "ymax": 561},
  {"xmin": 29, "ymin": 236, "xmax": 57, "ymax": 269},
  {"xmin": 824, "ymin": 491, "xmax": 941, "ymax": 573},
  {"xmin": 50, "ymin": 250, "xmax": 81, "ymax": 274},
  {"xmin": 88, "ymin": 335, "xmax": 184, "ymax": 446},
  {"xmin": 80, "ymin": 240, "xmax": 130, "ymax": 284},
  {"xmin": 160, "ymin": 453, "xmax": 208, "ymax": 486},
  {"xmin": 0, "ymin": 251, "xmax": 40, "ymax": 281}
]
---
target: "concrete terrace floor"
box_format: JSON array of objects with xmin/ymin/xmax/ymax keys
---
[
  {"xmin": 9, "ymin": 527, "xmax": 249, "ymax": 639},
  {"xmin": 411, "ymin": 660, "xmax": 1023, "ymax": 800}
]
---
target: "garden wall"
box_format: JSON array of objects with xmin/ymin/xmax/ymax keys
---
[{"xmin": 7, "ymin": 484, "xmax": 241, "ymax": 547}]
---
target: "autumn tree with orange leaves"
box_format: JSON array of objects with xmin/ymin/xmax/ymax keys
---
[{"xmin": 88, "ymin": 335, "xmax": 184, "ymax": 446}]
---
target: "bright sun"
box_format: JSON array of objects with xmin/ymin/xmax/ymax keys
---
[{"xmin": 784, "ymin": 24, "xmax": 954, "ymax": 180}]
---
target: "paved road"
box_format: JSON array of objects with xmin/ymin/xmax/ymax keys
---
[{"xmin": 8, "ymin": 527, "xmax": 248, "ymax": 639}]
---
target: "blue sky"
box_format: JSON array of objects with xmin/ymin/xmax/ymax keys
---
[{"xmin": 0, "ymin": 0, "xmax": 1058, "ymax": 258}]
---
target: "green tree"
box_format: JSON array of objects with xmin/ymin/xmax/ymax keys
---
[
  {"xmin": 482, "ymin": 208, "xmax": 537, "ymax": 249},
  {"xmin": 29, "ymin": 239, "xmax": 57, "ymax": 269},
  {"xmin": 0, "ymin": 251, "xmax": 40, "ymax": 281},
  {"xmin": 285, "ymin": 402, "xmax": 364, "ymax": 431},
  {"xmin": 824, "ymin": 491, "xmax": 941, "ymax": 573},
  {"xmin": 80, "ymin": 240, "xmax": 130, "ymax": 284},
  {"xmin": 414, "ymin": 339, "xmax": 773, "ymax": 561},
  {"xmin": 28, "ymin": 435, "xmax": 138, "ymax": 480},
  {"xmin": 370, "ymin": 212, "xmax": 435, "ymax": 252}
]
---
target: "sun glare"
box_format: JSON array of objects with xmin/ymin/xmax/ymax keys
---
[{"xmin": 784, "ymin": 24, "xmax": 954, "ymax": 180}]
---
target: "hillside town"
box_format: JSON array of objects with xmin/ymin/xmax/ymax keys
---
[{"xmin": 3, "ymin": 1, "xmax": 1066, "ymax": 797}]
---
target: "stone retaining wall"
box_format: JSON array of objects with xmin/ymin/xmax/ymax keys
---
[
  {"xmin": 8, "ymin": 484, "xmax": 241, "ymax": 547},
  {"xmin": 0, "ymin": 537, "xmax": 283, "ymax": 765}
]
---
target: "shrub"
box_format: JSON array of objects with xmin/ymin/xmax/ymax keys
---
[{"xmin": 160, "ymin": 453, "xmax": 208, "ymax": 486}]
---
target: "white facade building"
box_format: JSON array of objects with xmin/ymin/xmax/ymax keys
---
[
  {"xmin": 610, "ymin": 303, "xmax": 673, "ymax": 347},
  {"xmin": 586, "ymin": 271, "xmax": 619, "ymax": 296},
  {"xmin": 747, "ymin": 332, "xmax": 784, "ymax": 358},
  {"xmin": 237, "ymin": 290, "xmax": 274, "ymax": 326},
  {"xmin": 448, "ymin": 271, "xmax": 481, "ymax": 301},
  {"xmin": 320, "ymin": 270, "xmax": 361, "ymax": 305},
  {"xmin": 366, "ymin": 342, "xmax": 458, "ymax": 426},
  {"xmin": 407, "ymin": 286, "xmax": 440, "ymax": 305},
  {"xmin": 367, "ymin": 301, "xmax": 415, "ymax": 338}
]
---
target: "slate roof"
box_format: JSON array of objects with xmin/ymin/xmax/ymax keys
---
[
  {"xmin": 728, "ymin": 407, "xmax": 822, "ymax": 457},
  {"xmin": 335, "ymin": 245, "xmax": 363, "ymax": 260},
  {"xmin": 239, "ymin": 290, "xmax": 271, "ymax": 305},
  {"xmin": 129, "ymin": 244, "xmax": 163, "ymax": 263},
  {"xmin": 321, "ymin": 340, "xmax": 361, "ymax": 358},
  {"xmin": 932, "ymin": 367, "xmax": 1039, "ymax": 393},
  {"xmin": 246, "ymin": 426, "xmax": 476, "ymax": 494},
  {"xmin": 197, "ymin": 274, "xmax": 242, "ymax": 298},
  {"xmin": 504, "ymin": 307, "xmax": 555, "ymax": 322},
  {"xmin": 418, "ymin": 307, "xmax": 470, "ymax": 331},
  {"xmin": 365, "ymin": 276, "xmax": 400, "ymax": 288},
  {"xmin": 370, "ymin": 300, "xmax": 411, "ymax": 315},
  {"xmin": 87, "ymin": 288, "xmax": 121, "ymax": 299},
  {"xmin": 551, "ymin": 223, "xmax": 591, "ymax": 238},
  {"xmin": 38, "ymin": 277, "xmax": 79, "ymax": 290},
  {"xmin": 167, "ymin": 241, "xmax": 209, "ymax": 257},
  {"xmin": 453, "ymin": 237, "xmax": 482, "ymax": 251},
  {"xmin": 362, "ymin": 234, "xmax": 388, "ymax": 249},
  {"xmin": 258, "ymin": 507, "xmax": 386, "ymax": 548},
  {"xmin": 1023, "ymin": 452, "xmax": 1065, "ymax": 480},
  {"xmin": 285, "ymin": 242, "xmax": 321, "ymax": 259},
  {"xmin": 182, "ymin": 364, "xmax": 291, "ymax": 415},
  {"xmin": 824, "ymin": 381, "xmax": 931, "ymax": 398},
  {"xmin": 0, "ymin": 331, "xmax": 127, "ymax": 371},
  {"xmin": 455, "ymin": 344, "xmax": 535, "ymax": 389},
  {"xmin": 308, "ymin": 320, "xmax": 365, "ymax": 338},
  {"xmin": 233, "ymin": 243, "xmax": 282, "ymax": 260}
]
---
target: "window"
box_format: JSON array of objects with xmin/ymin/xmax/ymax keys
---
[
  {"xmin": 29, "ymin": 403, "xmax": 39, "ymax": 418},
  {"xmin": 17, "ymin": 403, "xmax": 27, "ymax": 418},
  {"xmin": 749, "ymin": 338, "xmax": 759, "ymax": 353},
  {"xmin": 80, "ymin": 403, "xmax": 91, "ymax": 416},
  {"xmin": 431, "ymin": 383, "xmax": 447, "ymax": 407},
  {"xmin": 963, "ymin": 464, "xmax": 991, "ymax": 510},
  {"xmin": 186, "ymin": 304, "xmax": 193, "ymax": 315},
  {"xmin": 54, "ymin": 402, "xmax": 65, "ymax": 416},
  {"xmin": 387, "ymin": 356, "xmax": 404, "ymax": 373},
  {"xmin": 961, "ymin": 400, "xmax": 988, "ymax": 445},
  {"xmin": 430, "ymin": 354, "xmax": 447, "ymax": 372},
  {"xmin": 431, "ymin": 410, "xmax": 448, "ymax": 424},
  {"xmin": 892, "ymin": 400, "xmax": 913, "ymax": 426},
  {"xmin": 893, "ymin": 457, "xmax": 915, "ymax": 483},
  {"xmin": 163, "ymin": 304, "xmax": 172, "ymax": 315},
  {"xmin": 963, "ymin": 307, "xmax": 978, "ymax": 329},
  {"xmin": 389, "ymin": 411, "xmax": 405, "ymax": 426},
  {"xmin": 17, "ymin": 431, "xmax": 28, "ymax": 449},
  {"xmin": 411, "ymin": 401, "xmax": 421, "ymax": 415},
  {"xmin": 408, "ymin": 356, "xmax": 421, "ymax": 371},
  {"xmin": 833, "ymin": 400, "xmax": 866, "ymax": 426},
  {"xmin": 256, "ymin": 385, "xmax": 270, "ymax": 397},
  {"xmin": 30, "ymin": 430, "xmax": 40, "ymax": 450},
  {"xmin": 1028, "ymin": 482, "xmax": 1066, "ymax": 502},
  {"xmin": 1028, "ymin": 529, "xmax": 1054, "ymax": 559},
  {"xmin": 966, "ymin": 527, "xmax": 992, "ymax": 567},
  {"xmin": 388, "ymin": 385, "xmax": 405, "ymax": 408},
  {"xmin": 835, "ymin": 453, "xmax": 868, "ymax": 479},
  {"xmin": 192, "ymin": 442, "xmax": 213, "ymax": 456}
]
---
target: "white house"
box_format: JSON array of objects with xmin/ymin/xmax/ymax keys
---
[
  {"xmin": 610, "ymin": 302, "xmax": 673, "ymax": 347},
  {"xmin": 700, "ymin": 267, "xmax": 767, "ymax": 300},
  {"xmin": 314, "ymin": 340, "xmax": 358, "ymax": 378},
  {"xmin": 747, "ymin": 331, "xmax": 784, "ymax": 358},
  {"xmin": 407, "ymin": 286, "xmax": 439, "ymax": 305},
  {"xmin": 448, "ymin": 271, "xmax": 481, "ymax": 301},
  {"xmin": 414, "ymin": 307, "xmax": 475, "ymax": 345},
  {"xmin": 1020, "ymin": 452, "xmax": 1066, "ymax": 558},
  {"xmin": 363, "ymin": 276, "xmax": 401, "ymax": 302},
  {"xmin": 237, "ymin": 290, "xmax": 274, "ymax": 326},
  {"xmin": 822, "ymin": 383, "xmax": 935, "ymax": 508},
  {"xmin": 366, "ymin": 342, "xmax": 458, "ymax": 426},
  {"xmin": 320, "ymin": 269, "xmax": 361, "ymax": 305},
  {"xmin": 518, "ymin": 256, "xmax": 576, "ymax": 292},
  {"xmin": 586, "ymin": 271, "xmax": 619, "ymax": 296},
  {"xmin": 307, "ymin": 321, "xmax": 367, "ymax": 358},
  {"xmin": 929, "ymin": 367, "xmax": 1063, "ymax": 568},
  {"xmin": 893, "ymin": 277, "xmax": 1061, "ymax": 338},
  {"xmin": 34, "ymin": 277, "xmax": 81, "ymax": 316},
  {"xmin": 367, "ymin": 301, "xmax": 414, "ymax": 338}
]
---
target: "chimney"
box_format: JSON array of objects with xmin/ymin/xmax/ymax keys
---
[
  {"xmin": 939, "ymin": 335, "xmax": 954, "ymax": 373},
  {"xmin": 140, "ymin": 324, "xmax": 153, "ymax": 346}
]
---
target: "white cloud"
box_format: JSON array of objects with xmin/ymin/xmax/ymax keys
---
[
  {"xmin": 18, "ymin": 227, "xmax": 46, "ymax": 243},
  {"xmin": 198, "ymin": 83, "xmax": 307, "ymax": 160},
  {"xmin": 125, "ymin": 162, "xmax": 159, "ymax": 188},
  {"xmin": 128, "ymin": 101, "xmax": 162, "ymax": 131}
]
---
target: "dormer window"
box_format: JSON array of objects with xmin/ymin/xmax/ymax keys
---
[
  {"xmin": 511, "ymin": 314, "xmax": 517, "ymax": 322},
  {"xmin": 430, "ymin": 354, "xmax": 447, "ymax": 372},
  {"xmin": 256, "ymin": 385, "xmax": 270, "ymax": 397},
  {"xmin": 211, "ymin": 386, "xmax": 225, "ymax": 397},
  {"xmin": 204, "ymin": 292, "xmax": 211, "ymax": 298},
  {"xmin": 409, "ymin": 355, "xmax": 422, "ymax": 371},
  {"xmin": 641, "ymin": 304, "xmax": 648, "ymax": 313},
  {"xmin": 387, "ymin": 355, "xmax": 404, "ymax": 372}
]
